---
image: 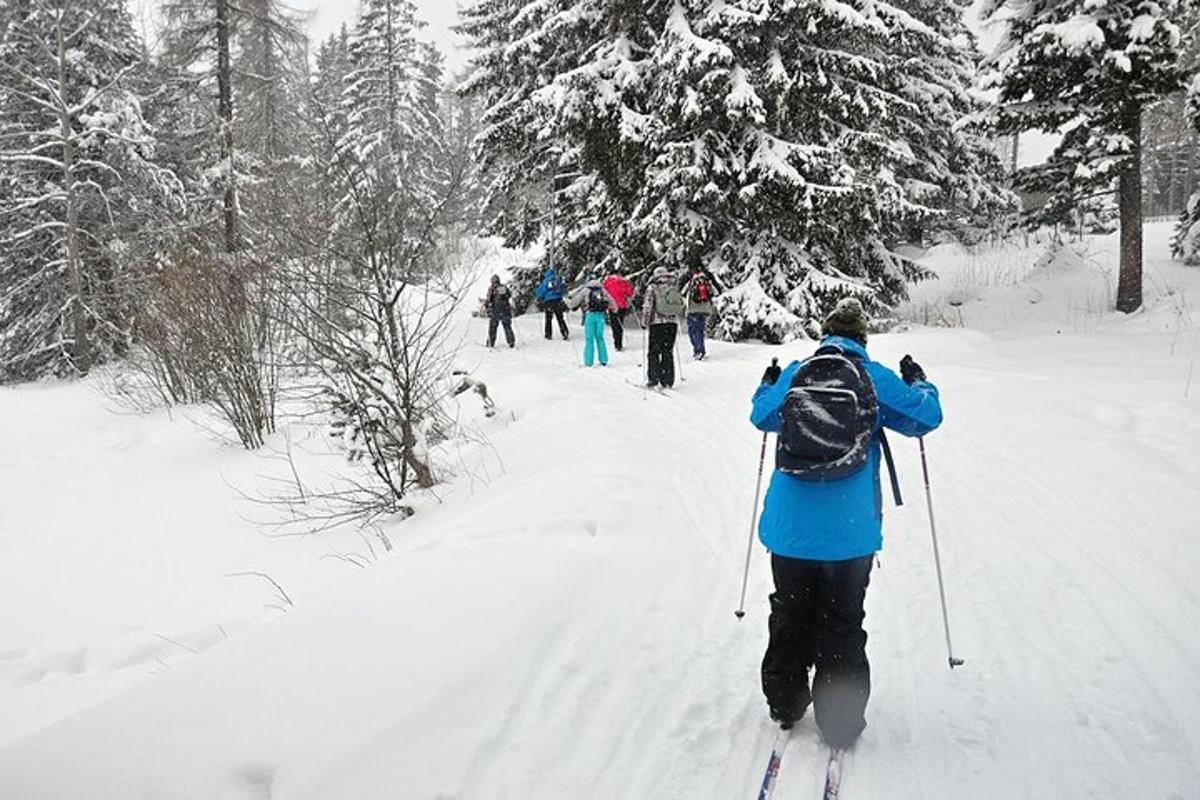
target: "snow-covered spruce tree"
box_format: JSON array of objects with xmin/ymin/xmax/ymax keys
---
[
  {"xmin": 635, "ymin": 0, "xmax": 1009, "ymax": 340},
  {"xmin": 1172, "ymin": 73, "xmax": 1200, "ymax": 262},
  {"xmin": 882, "ymin": 0, "xmax": 1016, "ymax": 245},
  {"xmin": 1145, "ymin": 4, "xmax": 1200, "ymax": 223},
  {"xmin": 982, "ymin": 0, "xmax": 1190, "ymax": 313},
  {"xmin": 0, "ymin": 0, "xmax": 179, "ymax": 380},
  {"xmin": 461, "ymin": 0, "xmax": 1011, "ymax": 340},
  {"xmin": 341, "ymin": 0, "xmax": 447, "ymax": 223},
  {"xmin": 1145, "ymin": 97, "xmax": 1197, "ymax": 218},
  {"xmin": 457, "ymin": 0, "xmax": 656, "ymax": 306},
  {"xmin": 312, "ymin": 27, "xmax": 353, "ymax": 148},
  {"xmin": 232, "ymin": 0, "xmax": 311, "ymax": 255},
  {"xmin": 155, "ymin": 0, "xmax": 309, "ymax": 253},
  {"xmin": 156, "ymin": 0, "xmax": 243, "ymax": 252},
  {"xmin": 1169, "ymin": 4, "xmax": 1200, "ymax": 262}
]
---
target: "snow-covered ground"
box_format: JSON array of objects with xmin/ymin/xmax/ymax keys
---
[{"xmin": 1, "ymin": 224, "xmax": 1198, "ymax": 799}]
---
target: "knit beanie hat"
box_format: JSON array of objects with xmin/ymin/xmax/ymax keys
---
[{"xmin": 821, "ymin": 297, "xmax": 868, "ymax": 344}]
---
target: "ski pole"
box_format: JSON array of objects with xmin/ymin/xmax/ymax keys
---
[
  {"xmin": 919, "ymin": 437, "xmax": 964, "ymax": 669},
  {"xmin": 641, "ymin": 320, "xmax": 648, "ymax": 372},
  {"xmin": 675, "ymin": 332, "xmax": 685, "ymax": 382},
  {"xmin": 735, "ymin": 430, "xmax": 771, "ymax": 619},
  {"xmin": 644, "ymin": 328, "xmax": 651, "ymax": 397}
]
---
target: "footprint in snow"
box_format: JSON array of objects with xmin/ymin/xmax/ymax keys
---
[{"xmin": 238, "ymin": 764, "xmax": 274, "ymax": 799}]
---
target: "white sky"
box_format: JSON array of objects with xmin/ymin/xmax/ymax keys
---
[{"xmin": 306, "ymin": 1, "xmax": 473, "ymax": 74}]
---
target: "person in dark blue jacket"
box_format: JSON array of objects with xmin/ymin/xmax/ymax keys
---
[
  {"xmin": 535, "ymin": 267, "xmax": 570, "ymax": 340},
  {"xmin": 749, "ymin": 298, "xmax": 943, "ymax": 749}
]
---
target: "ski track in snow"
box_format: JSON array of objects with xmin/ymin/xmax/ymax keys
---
[{"xmin": 2, "ymin": 277, "xmax": 1200, "ymax": 798}]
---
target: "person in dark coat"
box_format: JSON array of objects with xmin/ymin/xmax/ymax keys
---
[
  {"xmin": 534, "ymin": 266, "xmax": 570, "ymax": 340},
  {"xmin": 485, "ymin": 275, "xmax": 516, "ymax": 348},
  {"xmin": 749, "ymin": 298, "xmax": 943, "ymax": 749}
]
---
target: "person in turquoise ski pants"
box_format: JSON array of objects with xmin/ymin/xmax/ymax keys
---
[
  {"xmin": 583, "ymin": 311, "xmax": 608, "ymax": 366},
  {"xmin": 568, "ymin": 274, "xmax": 617, "ymax": 367}
]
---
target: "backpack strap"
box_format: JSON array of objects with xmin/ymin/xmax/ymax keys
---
[{"xmin": 878, "ymin": 429, "xmax": 903, "ymax": 507}]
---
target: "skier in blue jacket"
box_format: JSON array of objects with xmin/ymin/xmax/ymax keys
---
[
  {"xmin": 749, "ymin": 297, "xmax": 943, "ymax": 749},
  {"xmin": 535, "ymin": 266, "xmax": 570, "ymax": 340}
]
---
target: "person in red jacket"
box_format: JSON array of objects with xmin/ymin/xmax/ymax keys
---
[{"xmin": 602, "ymin": 269, "xmax": 636, "ymax": 351}]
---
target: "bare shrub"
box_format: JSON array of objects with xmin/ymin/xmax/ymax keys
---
[{"xmin": 130, "ymin": 251, "xmax": 281, "ymax": 448}]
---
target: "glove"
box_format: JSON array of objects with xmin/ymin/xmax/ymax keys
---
[
  {"xmin": 899, "ymin": 355, "xmax": 926, "ymax": 385},
  {"xmin": 761, "ymin": 357, "xmax": 781, "ymax": 386}
]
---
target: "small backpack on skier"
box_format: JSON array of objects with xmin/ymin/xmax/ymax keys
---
[
  {"xmin": 490, "ymin": 284, "xmax": 512, "ymax": 316},
  {"xmin": 656, "ymin": 284, "xmax": 686, "ymax": 317},
  {"xmin": 776, "ymin": 346, "xmax": 878, "ymax": 480},
  {"xmin": 691, "ymin": 275, "xmax": 712, "ymax": 303},
  {"xmin": 586, "ymin": 285, "xmax": 609, "ymax": 312}
]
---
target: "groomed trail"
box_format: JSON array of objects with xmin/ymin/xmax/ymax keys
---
[{"xmin": 1, "ymin": 280, "xmax": 1199, "ymax": 798}]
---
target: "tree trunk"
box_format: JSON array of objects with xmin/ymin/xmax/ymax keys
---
[
  {"xmin": 1116, "ymin": 105, "xmax": 1143, "ymax": 314},
  {"xmin": 57, "ymin": 7, "xmax": 89, "ymax": 373},
  {"xmin": 216, "ymin": 0, "xmax": 237, "ymax": 252}
]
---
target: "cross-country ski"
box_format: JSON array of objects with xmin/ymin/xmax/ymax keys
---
[
  {"xmin": 755, "ymin": 729, "xmax": 792, "ymax": 800},
  {"xmin": 822, "ymin": 749, "xmax": 846, "ymax": 800}
]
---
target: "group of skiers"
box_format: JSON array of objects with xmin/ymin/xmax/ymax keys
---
[
  {"xmin": 486, "ymin": 269, "xmax": 946, "ymax": 755},
  {"xmin": 484, "ymin": 263, "xmax": 720, "ymax": 386}
]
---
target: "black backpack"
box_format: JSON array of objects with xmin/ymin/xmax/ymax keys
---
[
  {"xmin": 587, "ymin": 286, "xmax": 608, "ymax": 312},
  {"xmin": 775, "ymin": 346, "xmax": 901, "ymax": 505},
  {"xmin": 491, "ymin": 285, "xmax": 511, "ymax": 314}
]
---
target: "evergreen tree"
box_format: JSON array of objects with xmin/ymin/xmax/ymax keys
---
[
  {"xmin": 156, "ymin": 0, "xmax": 245, "ymax": 252},
  {"xmin": 460, "ymin": 0, "xmax": 1011, "ymax": 340},
  {"xmin": 233, "ymin": 0, "xmax": 310, "ymax": 253},
  {"xmin": 982, "ymin": 0, "xmax": 1191, "ymax": 312},
  {"xmin": 336, "ymin": 0, "xmax": 447, "ymax": 276},
  {"xmin": 1173, "ymin": 73, "xmax": 1200, "ymax": 261},
  {"xmin": 458, "ymin": 0, "xmax": 650, "ymax": 300},
  {"xmin": 0, "ymin": 0, "xmax": 178, "ymax": 380},
  {"xmin": 155, "ymin": 0, "xmax": 311, "ymax": 254}
]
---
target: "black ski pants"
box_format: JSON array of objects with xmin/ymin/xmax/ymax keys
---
[
  {"xmin": 762, "ymin": 552, "xmax": 873, "ymax": 748},
  {"xmin": 543, "ymin": 299, "xmax": 569, "ymax": 339},
  {"xmin": 488, "ymin": 314, "xmax": 515, "ymax": 347},
  {"xmin": 608, "ymin": 308, "xmax": 628, "ymax": 350},
  {"xmin": 646, "ymin": 322, "xmax": 676, "ymax": 387}
]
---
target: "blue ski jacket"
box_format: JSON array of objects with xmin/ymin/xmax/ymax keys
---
[
  {"xmin": 535, "ymin": 269, "xmax": 567, "ymax": 302},
  {"xmin": 749, "ymin": 336, "xmax": 943, "ymax": 561}
]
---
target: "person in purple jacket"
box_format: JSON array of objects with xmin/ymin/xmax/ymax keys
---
[{"xmin": 749, "ymin": 298, "xmax": 943, "ymax": 749}]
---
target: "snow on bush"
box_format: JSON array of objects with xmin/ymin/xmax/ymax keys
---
[{"xmin": 715, "ymin": 278, "xmax": 805, "ymax": 344}]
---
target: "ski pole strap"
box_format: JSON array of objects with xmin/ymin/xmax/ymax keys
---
[{"xmin": 879, "ymin": 429, "xmax": 903, "ymax": 507}]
